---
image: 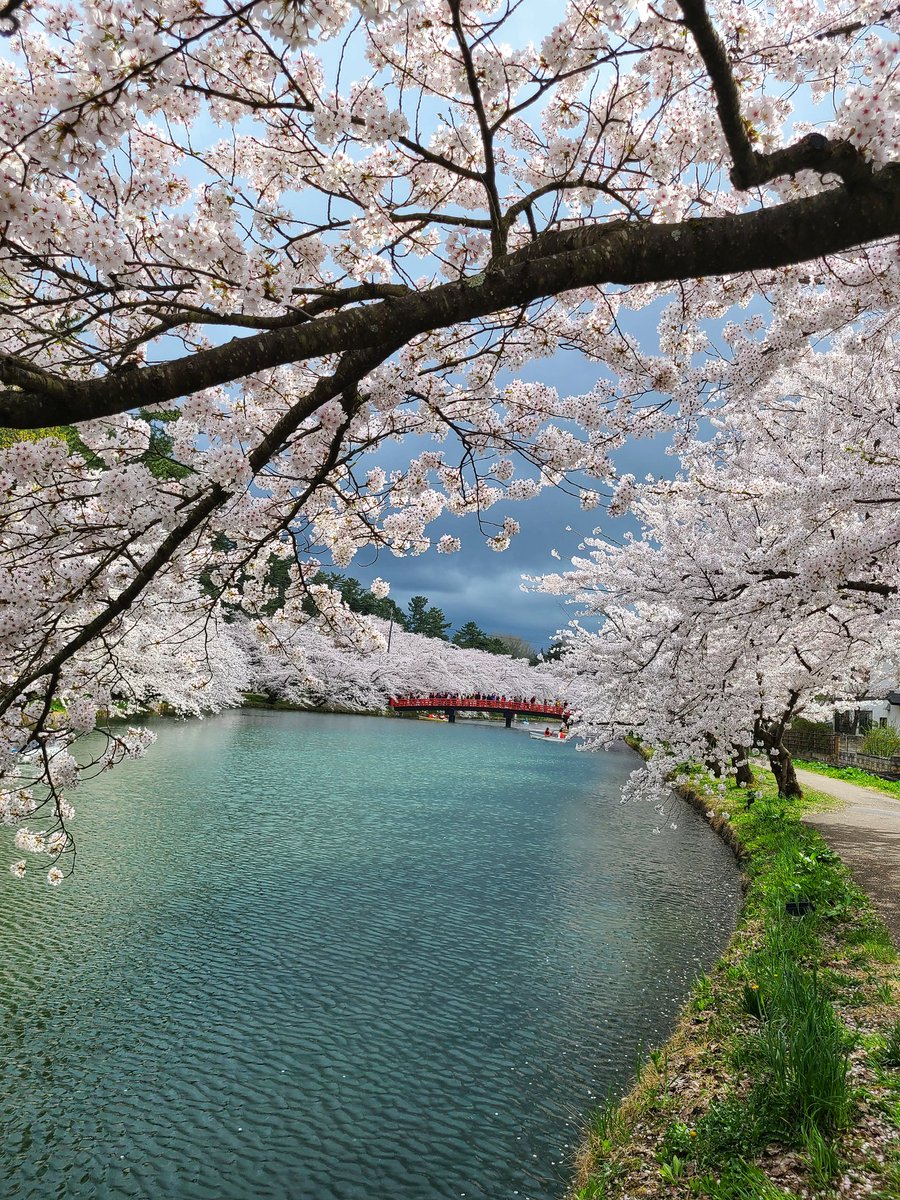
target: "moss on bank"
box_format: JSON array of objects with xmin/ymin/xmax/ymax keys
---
[{"xmin": 571, "ymin": 768, "xmax": 899, "ymax": 1200}]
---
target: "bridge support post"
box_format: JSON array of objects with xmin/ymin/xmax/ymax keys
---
[
  {"xmin": 504, "ymin": 711, "xmax": 513, "ymax": 728},
  {"xmin": 446, "ymin": 709, "xmax": 456, "ymax": 724}
]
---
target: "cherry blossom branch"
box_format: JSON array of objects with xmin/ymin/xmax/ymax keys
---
[
  {"xmin": 0, "ymin": 345, "xmax": 393, "ymax": 718},
  {"xmin": 447, "ymin": 0, "xmax": 505, "ymax": 256},
  {"xmin": 2, "ymin": 171, "xmax": 897, "ymax": 429},
  {"xmin": 4, "ymin": 0, "xmax": 265, "ymax": 152},
  {"xmin": 818, "ymin": 5, "xmax": 900, "ymax": 39},
  {"xmin": 676, "ymin": 0, "xmax": 878, "ymax": 189}
]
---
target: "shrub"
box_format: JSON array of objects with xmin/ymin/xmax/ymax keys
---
[
  {"xmin": 861, "ymin": 725, "xmax": 900, "ymax": 757},
  {"xmin": 789, "ymin": 717, "xmax": 833, "ymax": 736}
]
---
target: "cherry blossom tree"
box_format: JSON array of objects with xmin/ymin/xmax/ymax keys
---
[
  {"xmin": 2, "ymin": 591, "xmax": 249, "ymax": 882},
  {"xmin": 0, "ymin": 0, "xmax": 898, "ymax": 873},
  {"xmin": 235, "ymin": 605, "xmax": 567, "ymax": 711},
  {"xmin": 539, "ymin": 317, "xmax": 900, "ymax": 800}
]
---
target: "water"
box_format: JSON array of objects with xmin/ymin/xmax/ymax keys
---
[{"xmin": 0, "ymin": 711, "xmax": 740, "ymax": 1200}]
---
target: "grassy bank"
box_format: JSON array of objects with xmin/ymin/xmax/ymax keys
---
[{"xmin": 571, "ymin": 770, "xmax": 899, "ymax": 1199}]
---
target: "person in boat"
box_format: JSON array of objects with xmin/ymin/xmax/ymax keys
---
[{"xmin": 544, "ymin": 727, "xmax": 551, "ymax": 737}]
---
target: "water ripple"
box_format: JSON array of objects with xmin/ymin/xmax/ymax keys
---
[{"xmin": 0, "ymin": 713, "xmax": 740, "ymax": 1199}]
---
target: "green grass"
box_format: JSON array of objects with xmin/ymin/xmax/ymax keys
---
[
  {"xmin": 745, "ymin": 950, "xmax": 852, "ymax": 1135},
  {"xmin": 795, "ymin": 758, "xmax": 900, "ymax": 799},
  {"xmin": 584, "ymin": 1093, "xmax": 628, "ymax": 1150},
  {"xmin": 691, "ymin": 972, "xmax": 715, "ymax": 1013},
  {"xmin": 569, "ymin": 761, "xmax": 898, "ymax": 1200},
  {"xmin": 878, "ymin": 1017, "xmax": 900, "ymax": 1068},
  {"xmin": 696, "ymin": 1160, "xmax": 801, "ymax": 1199}
]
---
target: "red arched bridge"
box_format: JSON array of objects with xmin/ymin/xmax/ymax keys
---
[{"xmin": 389, "ymin": 695, "xmax": 568, "ymax": 727}]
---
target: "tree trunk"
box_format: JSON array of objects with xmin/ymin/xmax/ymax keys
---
[
  {"xmin": 732, "ymin": 748, "xmax": 753, "ymax": 789},
  {"xmin": 769, "ymin": 744, "xmax": 802, "ymax": 799}
]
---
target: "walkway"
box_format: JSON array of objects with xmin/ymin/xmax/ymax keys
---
[{"xmin": 796, "ymin": 767, "xmax": 900, "ymax": 945}]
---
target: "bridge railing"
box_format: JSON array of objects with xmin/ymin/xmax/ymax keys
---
[{"xmin": 388, "ymin": 696, "xmax": 566, "ymax": 715}]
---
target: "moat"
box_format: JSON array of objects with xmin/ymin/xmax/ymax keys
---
[{"xmin": 0, "ymin": 711, "xmax": 740, "ymax": 1199}]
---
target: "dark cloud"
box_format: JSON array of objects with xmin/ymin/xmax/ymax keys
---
[{"xmin": 339, "ymin": 339, "xmax": 673, "ymax": 647}]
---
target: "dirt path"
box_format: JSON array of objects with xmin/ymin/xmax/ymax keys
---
[{"xmin": 795, "ymin": 768, "xmax": 900, "ymax": 945}]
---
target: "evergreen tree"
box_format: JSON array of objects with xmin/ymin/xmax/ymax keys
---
[
  {"xmin": 452, "ymin": 621, "xmax": 506, "ymax": 655},
  {"xmin": 311, "ymin": 572, "xmax": 408, "ymax": 627},
  {"xmin": 406, "ymin": 595, "xmax": 451, "ymax": 640}
]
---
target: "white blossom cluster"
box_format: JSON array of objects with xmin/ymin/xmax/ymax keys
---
[
  {"xmin": 233, "ymin": 610, "xmax": 571, "ymax": 715},
  {"xmin": 537, "ymin": 321, "xmax": 900, "ymax": 799}
]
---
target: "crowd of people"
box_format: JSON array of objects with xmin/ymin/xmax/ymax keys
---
[{"xmin": 390, "ymin": 692, "xmax": 567, "ymax": 713}]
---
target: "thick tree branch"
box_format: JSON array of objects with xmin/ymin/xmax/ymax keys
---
[
  {"xmin": 842, "ymin": 579, "xmax": 897, "ymax": 597},
  {"xmin": 1, "ymin": 166, "xmax": 898, "ymax": 429},
  {"xmin": 676, "ymin": 0, "xmax": 758, "ymax": 186},
  {"xmin": 677, "ymin": 0, "xmax": 877, "ymax": 189}
]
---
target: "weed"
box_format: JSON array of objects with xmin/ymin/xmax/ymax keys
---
[
  {"xmin": 573, "ymin": 1159, "xmax": 625, "ymax": 1200},
  {"xmin": 751, "ymin": 959, "xmax": 852, "ymax": 1135},
  {"xmin": 692, "ymin": 972, "xmax": 715, "ymax": 1013},
  {"xmin": 658, "ymin": 1120, "xmax": 696, "ymax": 1161},
  {"xmin": 692, "ymin": 1097, "xmax": 765, "ymax": 1164},
  {"xmin": 741, "ymin": 979, "xmax": 766, "ymax": 1019},
  {"xmin": 801, "ymin": 1119, "xmax": 841, "ymax": 1187},
  {"xmin": 842, "ymin": 926, "xmax": 897, "ymax": 963},
  {"xmin": 687, "ymin": 1178, "xmax": 718, "ymax": 1198},
  {"xmin": 649, "ymin": 1044, "xmax": 668, "ymax": 1077},
  {"xmin": 585, "ymin": 1094, "xmax": 626, "ymax": 1151},
  {"xmin": 573, "ymin": 1173, "xmax": 609, "ymax": 1200},
  {"xmin": 881, "ymin": 1155, "xmax": 900, "ymax": 1200},
  {"xmin": 697, "ymin": 1158, "xmax": 800, "ymax": 1199},
  {"xmin": 878, "ymin": 1018, "xmax": 900, "ymax": 1068},
  {"xmin": 658, "ymin": 1154, "xmax": 686, "ymax": 1184}
]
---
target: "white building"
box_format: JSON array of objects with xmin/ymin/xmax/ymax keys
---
[{"xmin": 834, "ymin": 690, "xmax": 900, "ymax": 734}]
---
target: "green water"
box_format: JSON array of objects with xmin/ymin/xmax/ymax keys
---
[{"xmin": 0, "ymin": 711, "xmax": 739, "ymax": 1199}]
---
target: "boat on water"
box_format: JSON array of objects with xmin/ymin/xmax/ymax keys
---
[{"xmin": 530, "ymin": 731, "xmax": 568, "ymax": 742}]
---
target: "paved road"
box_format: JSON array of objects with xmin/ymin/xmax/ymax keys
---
[{"xmin": 796, "ymin": 768, "xmax": 900, "ymax": 945}]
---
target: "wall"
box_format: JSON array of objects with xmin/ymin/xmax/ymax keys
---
[{"xmin": 784, "ymin": 729, "xmax": 900, "ymax": 781}]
